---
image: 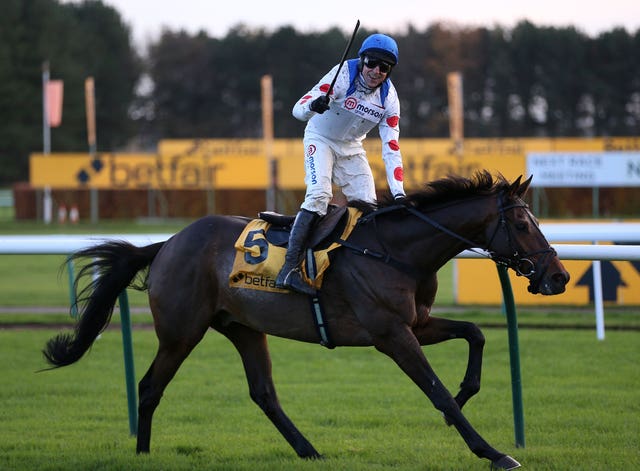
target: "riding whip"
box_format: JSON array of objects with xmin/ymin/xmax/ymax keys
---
[{"xmin": 326, "ymin": 19, "xmax": 360, "ymax": 97}]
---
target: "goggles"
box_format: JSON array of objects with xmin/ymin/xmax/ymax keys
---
[{"xmin": 363, "ymin": 56, "xmax": 393, "ymax": 73}]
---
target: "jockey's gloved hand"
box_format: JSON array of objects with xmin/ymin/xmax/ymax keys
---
[
  {"xmin": 394, "ymin": 193, "xmax": 406, "ymax": 201},
  {"xmin": 310, "ymin": 95, "xmax": 330, "ymax": 114}
]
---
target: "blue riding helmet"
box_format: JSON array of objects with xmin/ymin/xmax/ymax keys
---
[{"xmin": 358, "ymin": 33, "xmax": 399, "ymax": 65}]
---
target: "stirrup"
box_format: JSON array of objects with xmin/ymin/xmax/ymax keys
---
[{"xmin": 281, "ymin": 269, "xmax": 316, "ymax": 296}]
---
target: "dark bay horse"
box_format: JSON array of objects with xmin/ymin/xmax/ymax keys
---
[{"xmin": 43, "ymin": 172, "xmax": 569, "ymax": 470}]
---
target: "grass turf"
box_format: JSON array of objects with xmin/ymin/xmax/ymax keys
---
[{"xmin": 1, "ymin": 327, "xmax": 638, "ymax": 470}]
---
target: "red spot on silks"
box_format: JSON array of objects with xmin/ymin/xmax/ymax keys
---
[
  {"xmin": 319, "ymin": 83, "xmax": 332, "ymax": 94},
  {"xmin": 394, "ymin": 166, "xmax": 404, "ymax": 181},
  {"xmin": 388, "ymin": 140, "xmax": 400, "ymax": 151},
  {"xmin": 300, "ymin": 94, "xmax": 312, "ymax": 104},
  {"xmin": 386, "ymin": 115, "xmax": 399, "ymax": 127}
]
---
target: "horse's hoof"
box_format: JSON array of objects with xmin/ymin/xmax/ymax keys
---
[
  {"xmin": 490, "ymin": 455, "xmax": 521, "ymax": 470},
  {"xmin": 441, "ymin": 411, "xmax": 453, "ymax": 427}
]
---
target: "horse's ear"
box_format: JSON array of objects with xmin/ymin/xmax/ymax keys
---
[
  {"xmin": 517, "ymin": 175, "xmax": 533, "ymax": 198},
  {"xmin": 508, "ymin": 175, "xmax": 523, "ymax": 196}
]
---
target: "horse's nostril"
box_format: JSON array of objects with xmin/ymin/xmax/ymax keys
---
[{"xmin": 553, "ymin": 271, "xmax": 570, "ymax": 285}]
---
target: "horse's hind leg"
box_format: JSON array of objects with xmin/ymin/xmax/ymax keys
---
[
  {"xmin": 214, "ymin": 320, "xmax": 321, "ymax": 459},
  {"xmin": 137, "ymin": 341, "xmax": 198, "ymax": 453},
  {"xmin": 413, "ymin": 313, "xmax": 485, "ymax": 411}
]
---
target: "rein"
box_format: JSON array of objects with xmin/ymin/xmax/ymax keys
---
[
  {"xmin": 333, "ymin": 234, "xmax": 422, "ymax": 278},
  {"xmin": 404, "ymin": 206, "xmax": 489, "ymax": 258},
  {"xmin": 333, "ymin": 202, "xmax": 476, "ymax": 279},
  {"xmin": 336, "ymin": 192, "xmax": 557, "ymax": 290}
]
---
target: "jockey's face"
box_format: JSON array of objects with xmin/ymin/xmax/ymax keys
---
[{"xmin": 361, "ymin": 55, "xmax": 392, "ymax": 88}]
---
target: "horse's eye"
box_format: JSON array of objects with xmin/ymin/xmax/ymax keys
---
[{"xmin": 515, "ymin": 221, "xmax": 528, "ymax": 232}]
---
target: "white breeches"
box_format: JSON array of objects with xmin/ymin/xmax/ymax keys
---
[{"xmin": 300, "ymin": 136, "xmax": 376, "ymax": 216}]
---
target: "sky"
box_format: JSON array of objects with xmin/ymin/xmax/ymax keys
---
[{"xmin": 89, "ymin": 0, "xmax": 639, "ymax": 49}]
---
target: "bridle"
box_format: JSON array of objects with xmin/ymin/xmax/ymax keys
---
[
  {"xmin": 344, "ymin": 190, "xmax": 557, "ymax": 292},
  {"xmin": 477, "ymin": 192, "xmax": 557, "ymax": 292}
]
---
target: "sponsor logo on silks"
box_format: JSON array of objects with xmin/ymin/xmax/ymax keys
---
[
  {"xmin": 344, "ymin": 97, "xmax": 357, "ymax": 110},
  {"xmin": 307, "ymin": 144, "xmax": 316, "ymax": 156},
  {"xmin": 388, "ymin": 140, "xmax": 400, "ymax": 151},
  {"xmin": 307, "ymin": 145, "xmax": 318, "ymax": 185},
  {"xmin": 343, "ymin": 96, "xmax": 384, "ymax": 122},
  {"xmin": 394, "ymin": 166, "xmax": 404, "ymax": 181}
]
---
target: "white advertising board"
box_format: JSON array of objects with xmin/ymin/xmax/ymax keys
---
[{"xmin": 526, "ymin": 152, "xmax": 640, "ymax": 187}]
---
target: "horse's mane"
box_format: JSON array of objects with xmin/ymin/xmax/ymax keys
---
[{"xmin": 349, "ymin": 170, "xmax": 511, "ymax": 214}]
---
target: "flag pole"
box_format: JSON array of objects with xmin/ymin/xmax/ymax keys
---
[
  {"xmin": 42, "ymin": 61, "xmax": 50, "ymax": 154},
  {"xmin": 85, "ymin": 77, "xmax": 99, "ymax": 223},
  {"xmin": 261, "ymin": 75, "xmax": 276, "ymax": 211},
  {"xmin": 42, "ymin": 61, "xmax": 52, "ymax": 224}
]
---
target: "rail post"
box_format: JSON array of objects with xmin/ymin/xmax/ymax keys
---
[
  {"xmin": 497, "ymin": 264, "xmax": 525, "ymax": 448},
  {"xmin": 117, "ymin": 290, "xmax": 138, "ymax": 436},
  {"xmin": 66, "ymin": 258, "xmax": 78, "ymax": 318}
]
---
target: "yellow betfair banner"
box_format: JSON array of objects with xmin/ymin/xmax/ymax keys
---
[
  {"xmin": 30, "ymin": 137, "xmax": 640, "ymax": 190},
  {"xmin": 30, "ymin": 152, "xmax": 280, "ymax": 189},
  {"xmin": 456, "ymin": 250, "xmax": 640, "ymax": 306}
]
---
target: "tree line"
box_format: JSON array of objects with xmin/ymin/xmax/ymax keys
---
[{"xmin": 2, "ymin": 0, "xmax": 639, "ymax": 184}]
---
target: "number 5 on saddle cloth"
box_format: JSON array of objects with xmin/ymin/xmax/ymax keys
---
[{"xmin": 229, "ymin": 206, "xmax": 362, "ymax": 293}]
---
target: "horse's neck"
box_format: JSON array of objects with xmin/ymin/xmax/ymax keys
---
[
  {"xmin": 435, "ymin": 198, "xmax": 495, "ymax": 242},
  {"xmin": 381, "ymin": 197, "xmax": 496, "ymax": 271}
]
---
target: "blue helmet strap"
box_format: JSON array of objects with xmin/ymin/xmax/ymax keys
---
[{"xmin": 346, "ymin": 58, "xmax": 390, "ymax": 106}]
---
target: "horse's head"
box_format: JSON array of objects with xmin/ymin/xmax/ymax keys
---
[{"xmin": 485, "ymin": 175, "xmax": 570, "ymax": 295}]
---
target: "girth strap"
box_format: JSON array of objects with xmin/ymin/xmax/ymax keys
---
[{"xmin": 305, "ymin": 248, "xmax": 335, "ymax": 349}]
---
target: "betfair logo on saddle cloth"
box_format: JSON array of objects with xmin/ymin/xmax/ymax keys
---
[{"xmin": 229, "ymin": 208, "xmax": 361, "ymax": 293}]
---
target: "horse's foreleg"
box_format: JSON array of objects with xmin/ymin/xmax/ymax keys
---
[
  {"xmin": 374, "ymin": 326, "xmax": 519, "ymax": 470},
  {"xmin": 215, "ymin": 321, "xmax": 321, "ymax": 459},
  {"xmin": 413, "ymin": 314, "xmax": 485, "ymax": 411}
]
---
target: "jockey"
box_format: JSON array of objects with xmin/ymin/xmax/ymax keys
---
[{"xmin": 276, "ymin": 33, "xmax": 406, "ymax": 295}]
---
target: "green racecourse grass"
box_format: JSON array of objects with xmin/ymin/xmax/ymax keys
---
[{"xmin": 1, "ymin": 327, "xmax": 639, "ymax": 470}]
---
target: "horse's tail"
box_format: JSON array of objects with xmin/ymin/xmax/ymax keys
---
[{"xmin": 42, "ymin": 240, "xmax": 165, "ymax": 369}]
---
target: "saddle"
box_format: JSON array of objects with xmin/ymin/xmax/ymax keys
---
[
  {"xmin": 229, "ymin": 205, "xmax": 361, "ymax": 293},
  {"xmin": 258, "ymin": 204, "xmax": 349, "ymax": 249}
]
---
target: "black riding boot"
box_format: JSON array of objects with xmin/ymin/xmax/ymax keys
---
[{"xmin": 275, "ymin": 209, "xmax": 318, "ymax": 295}]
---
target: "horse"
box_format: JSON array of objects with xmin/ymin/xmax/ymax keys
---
[{"xmin": 43, "ymin": 171, "xmax": 569, "ymax": 470}]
